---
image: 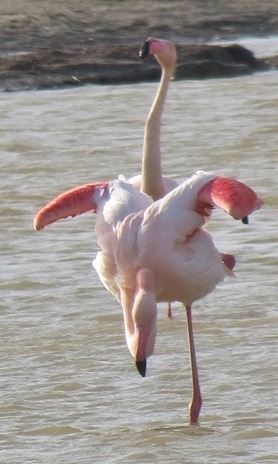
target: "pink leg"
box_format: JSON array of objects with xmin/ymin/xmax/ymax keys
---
[{"xmin": 185, "ymin": 305, "xmax": 202, "ymax": 425}]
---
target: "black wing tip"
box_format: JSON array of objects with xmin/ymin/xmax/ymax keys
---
[{"xmin": 136, "ymin": 360, "xmax": 147, "ymax": 377}]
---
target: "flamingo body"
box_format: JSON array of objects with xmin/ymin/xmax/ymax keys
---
[
  {"xmin": 34, "ymin": 172, "xmax": 262, "ymax": 419},
  {"xmin": 117, "ymin": 173, "xmax": 223, "ymax": 306}
]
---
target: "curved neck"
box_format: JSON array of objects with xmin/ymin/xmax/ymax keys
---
[{"xmin": 141, "ymin": 67, "xmax": 174, "ymax": 200}]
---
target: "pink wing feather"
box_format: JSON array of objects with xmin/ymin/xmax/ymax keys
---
[
  {"xmin": 34, "ymin": 182, "xmax": 108, "ymax": 231},
  {"xmin": 197, "ymin": 177, "xmax": 263, "ymax": 220}
]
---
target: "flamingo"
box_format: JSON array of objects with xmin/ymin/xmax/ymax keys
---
[{"xmin": 33, "ymin": 171, "xmax": 262, "ymax": 425}]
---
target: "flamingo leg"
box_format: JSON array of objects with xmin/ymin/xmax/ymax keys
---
[{"xmin": 185, "ymin": 305, "xmax": 202, "ymax": 425}]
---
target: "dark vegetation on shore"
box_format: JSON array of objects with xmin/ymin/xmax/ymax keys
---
[{"xmin": 0, "ymin": 0, "xmax": 277, "ymax": 91}]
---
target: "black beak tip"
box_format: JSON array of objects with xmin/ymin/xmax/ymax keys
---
[
  {"xmin": 242, "ymin": 216, "xmax": 249, "ymax": 224},
  {"xmin": 139, "ymin": 40, "xmax": 150, "ymax": 60},
  {"xmin": 136, "ymin": 360, "xmax": 147, "ymax": 377}
]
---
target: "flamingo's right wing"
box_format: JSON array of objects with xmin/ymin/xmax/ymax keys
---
[{"xmin": 33, "ymin": 182, "xmax": 109, "ymax": 231}]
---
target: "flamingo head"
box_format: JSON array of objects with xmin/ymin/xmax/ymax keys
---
[{"xmin": 140, "ymin": 37, "xmax": 177, "ymax": 70}]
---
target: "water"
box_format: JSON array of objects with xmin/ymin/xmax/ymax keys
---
[{"xmin": 0, "ymin": 45, "xmax": 277, "ymax": 462}]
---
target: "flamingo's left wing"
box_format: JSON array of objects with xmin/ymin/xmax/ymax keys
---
[{"xmin": 196, "ymin": 177, "xmax": 263, "ymax": 223}]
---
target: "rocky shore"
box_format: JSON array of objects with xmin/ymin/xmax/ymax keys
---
[{"xmin": 0, "ymin": 0, "xmax": 277, "ymax": 92}]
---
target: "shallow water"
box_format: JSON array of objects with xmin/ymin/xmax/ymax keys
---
[{"xmin": 0, "ymin": 42, "xmax": 277, "ymax": 463}]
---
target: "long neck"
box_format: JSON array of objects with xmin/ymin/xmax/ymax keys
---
[{"xmin": 141, "ymin": 66, "xmax": 174, "ymax": 201}]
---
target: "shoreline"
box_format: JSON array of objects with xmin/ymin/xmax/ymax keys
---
[{"xmin": 0, "ymin": 1, "xmax": 277, "ymax": 92}]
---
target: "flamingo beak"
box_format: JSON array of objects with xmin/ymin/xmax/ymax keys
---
[
  {"xmin": 136, "ymin": 360, "xmax": 147, "ymax": 377},
  {"xmin": 139, "ymin": 40, "xmax": 150, "ymax": 60}
]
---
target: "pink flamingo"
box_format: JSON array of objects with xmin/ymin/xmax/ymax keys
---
[{"xmin": 34, "ymin": 172, "xmax": 262, "ymax": 425}]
